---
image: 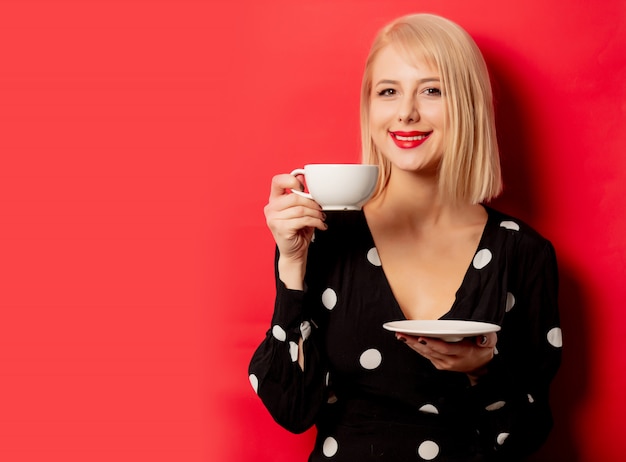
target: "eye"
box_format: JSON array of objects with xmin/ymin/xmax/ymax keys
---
[
  {"xmin": 377, "ymin": 88, "xmax": 397, "ymax": 97},
  {"xmin": 422, "ymin": 87, "xmax": 442, "ymax": 96}
]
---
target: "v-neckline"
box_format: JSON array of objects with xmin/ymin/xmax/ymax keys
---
[{"xmin": 360, "ymin": 205, "xmax": 494, "ymax": 321}]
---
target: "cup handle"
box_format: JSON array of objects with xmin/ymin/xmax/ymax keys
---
[{"xmin": 289, "ymin": 168, "xmax": 313, "ymax": 200}]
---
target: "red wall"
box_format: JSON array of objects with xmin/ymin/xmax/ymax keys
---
[{"xmin": 0, "ymin": 1, "xmax": 624, "ymax": 461}]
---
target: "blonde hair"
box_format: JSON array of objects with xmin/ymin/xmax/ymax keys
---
[{"xmin": 360, "ymin": 13, "xmax": 502, "ymax": 204}]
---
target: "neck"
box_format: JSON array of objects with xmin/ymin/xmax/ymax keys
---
[
  {"xmin": 365, "ymin": 167, "xmax": 480, "ymax": 230},
  {"xmin": 374, "ymin": 169, "xmax": 444, "ymax": 221}
]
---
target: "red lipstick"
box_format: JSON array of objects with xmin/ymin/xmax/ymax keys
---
[{"xmin": 390, "ymin": 131, "xmax": 431, "ymax": 149}]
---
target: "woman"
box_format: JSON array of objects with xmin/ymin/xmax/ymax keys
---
[{"xmin": 249, "ymin": 13, "xmax": 561, "ymax": 461}]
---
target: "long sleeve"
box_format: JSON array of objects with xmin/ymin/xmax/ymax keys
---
[
  {"xmin": 465, "ymin": 240, "xmax": 562, "ymax": 459},
  {"xmin": 248, "ymin": 250, "xmax": 329, "ymax": 434}
]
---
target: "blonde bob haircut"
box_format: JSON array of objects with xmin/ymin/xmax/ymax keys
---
[{"xmin": 360, "ymin": 14, "xmax": 502, "ymax": 204}]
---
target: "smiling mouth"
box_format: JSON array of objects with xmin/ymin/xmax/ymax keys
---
[
  {"xmin": 393, "ymin": 133, "xmax": 429, "ymax": 141},
  {"xmin": 390, "ymin": 131, "xmax": 432, "ymax": 148}
]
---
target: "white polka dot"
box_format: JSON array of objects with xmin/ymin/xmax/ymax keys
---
[
  {"xmin": 486, "ymin": 400, "xmax": 506, "ymax": 411},
  {"xmin": 496, "ymin": 432, "xmax": 510, "ymax": 445},
  {"xmin": 300, "ymin": 320, "xmax": 312, "ymax": 341},
  {"xmin": 272, "ymin": 325, "xmax": 286, "ymax": 342},
  {"xmin": 289, "ymin": 341, "xmax": 298, "ymax": 362},
  {"xmin": 505, "ymin": 292, "xmax": 516, "ymax": 312},
  {"xmin": 322, "ymin": 436, "xmax": 338, "ymax": 457},
  {"xmin": 547, "ymin": 327, "xmax": 563, "ymax": 348},
  {"xmin": 367, "ymin": 247, "xmax": 382, "ymax": 266},
  {"xmin": 249, "ymin": 374, "xmax": 258, "ymax": 394},
  {"xmin": 500, "ymin": 220, "xmax": 520, "ymax": 231},
  {"xmin": 359, "ymin": 348, "xmax": 382, "ymax": 370},
  {"xmin": 325, "ymin": 372, "xmax": 331, "ymax": 386},
  {"xmin": 322, "ymin": 288, "xmax": 337, "ymax": 310},
  {"xmin": 417, "ymin": 440, "xmax": 439, "ymax": 460},
  {"xmin": 528, "ymin": 394, "xmax": 535, "ymax": 403},
  {"xmin": 472, "ymin": 249, "xmax": 492, "ymax": 269},
  {"xmin": 419, "ymin": 404, "xmax": 439, "ymax": 414}
]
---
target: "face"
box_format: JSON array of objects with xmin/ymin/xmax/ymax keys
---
[{"xmin": 368, "ymin": 45, "xmax": 445, "ymax": 176}]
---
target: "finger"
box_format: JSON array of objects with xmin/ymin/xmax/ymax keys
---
[
  {"xmin": 414, "ymin": 337, "xmax": 457, "ymax": 355},
  {"xmin": 270, "ymin": 204, "xmax": 326, "ymax": 223},
  {"xmin": 474, "ymin": 332, "xmax": 497, "ymax": 348},
  {"xmin": 265, "ymin": 199, "xmax": 326, "ymax": 233},
  {"xmin": 269, "ymin": 174, "xmax": 305, "ymax": 200},
  {"xmin": 273, "ymin": 215, "xmax": 328, "ymax": 233},
  {"xmin": 267, "ymin": 190, "xmax": 323, "ymax": 213},
  {"xmin": 396, "ymin": 335, "xmax": 448, "ymax": 359}
]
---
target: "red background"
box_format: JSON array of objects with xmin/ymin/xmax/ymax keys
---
[{"xmin": 0, "ymin": 0, "xmax": 624, "ymax": 461}]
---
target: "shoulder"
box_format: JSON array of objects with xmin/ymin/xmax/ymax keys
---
[
  {"xmin": 486, "ymin": 206, "xmax": 552, "ymax": 245},
  {"xmin": 311, "ymin": 211, "xmax": 370, "ymax": 246},
  {"xmin": 484, "ymin": 205, "xmax": 557, "ymax": 265},
  {"xmin": 304, "ymin": 211, "xmax": 373, "ymax": 269},
  {"xmin": 304, "ymin": 211, "xmax": 375, "ymax": 287}
]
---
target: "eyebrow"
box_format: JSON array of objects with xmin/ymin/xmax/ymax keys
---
[{"xmin": 374, "ymin": 78, "xmax": 441, "ymax": 86}]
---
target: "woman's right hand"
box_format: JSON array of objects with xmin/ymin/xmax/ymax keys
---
[{"xmin": 264, "ymin": 174, "xmax": 327, "ymax": 288}]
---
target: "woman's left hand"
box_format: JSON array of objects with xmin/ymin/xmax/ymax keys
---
[{"xmin": 396, "ymin": 332, "xmax": 497, "ymax": 385}]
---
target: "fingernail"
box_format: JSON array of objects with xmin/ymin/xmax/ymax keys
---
[
  {"xmin": 322, "ymin": 213, "xmax": 327, "ymax": 220},
  {"xmin": 418, "ymin": 339, "xmax": 427, "ymax": 345},
  {"xmin": 396, "ymin": 335, "xmax": 407, "ymax": 343},
  {"xmin": 479, "ymin": 335, "xmax": 487, "ymax": 345}
]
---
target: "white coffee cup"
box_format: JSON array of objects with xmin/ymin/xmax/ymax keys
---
[{"xmin": 290, "ymin": 164, "xmax": 379, "ymax": 211}]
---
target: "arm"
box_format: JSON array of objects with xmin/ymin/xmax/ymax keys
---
[
  {"xmin": 248, "ymin": 271, "xmax": 329, "ymax": 433},
  {"xmin": 465, "ymin": 241, "xmax": 562, "ymax": 457},
  {"xmin": 264, "ymin": 173, "xmax": 327, "ymax": 290},
  {"xmin": 248, "ymin": 174, "xmax": 329, "ymax": 433}
]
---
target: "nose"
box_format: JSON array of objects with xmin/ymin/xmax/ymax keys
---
[{"xmin": 398, "ymin": 96, "xmax": 419, "ymax": 124}]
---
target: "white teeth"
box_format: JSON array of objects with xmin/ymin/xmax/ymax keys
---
[{"xmin": 395, "ymin": 134, "xmax": 427, "ymax": 141}]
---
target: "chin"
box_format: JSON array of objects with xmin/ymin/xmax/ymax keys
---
[{"xmin": 392, "ymin": 157, "xmax": 437, "ymax": 172}]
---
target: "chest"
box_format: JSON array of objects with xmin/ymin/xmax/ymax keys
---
[
  {"xmin": 308, "ymin": 211, "xmax": 508, "ymax": 383},
  {"xmin": 371, "ymin": 228, "xmax": 484, "ymax": 320}
]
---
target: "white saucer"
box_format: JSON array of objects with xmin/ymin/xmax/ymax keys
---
[{"xmin": 383, "ymin": 320, "xmax": 501, "ymax": 342}]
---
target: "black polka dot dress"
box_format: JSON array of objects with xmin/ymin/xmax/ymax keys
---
[{"xmin": 249, "ymin": 206, "xmax": 562, "ymax": 461}]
